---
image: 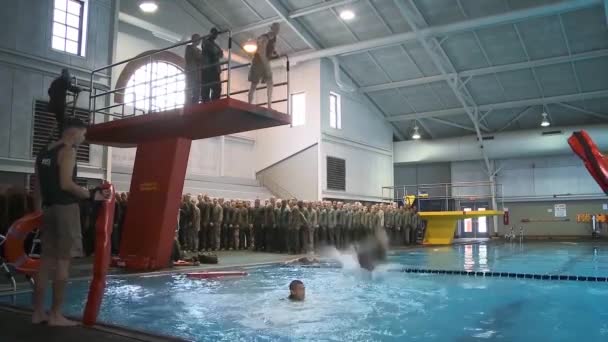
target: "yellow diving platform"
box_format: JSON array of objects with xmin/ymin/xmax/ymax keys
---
[{"xmin": 419, "ymin": 210, "xmax": 504, "ymax": 245}]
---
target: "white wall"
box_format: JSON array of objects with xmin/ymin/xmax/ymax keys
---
[
  {"xmin": 253, "ymin": 60, "xmax": 322, "ymax": 172},
  {"xmin": 319, "ymin": 59, "xmax": 394, "ymax": 200},
  {"xmin": 0, "ymin": 0, "xmax": 116, "ymax": 180},
  {"xmin": 451, "ymin": 155, "xmax": 605, "ymax": 200},
  {"xmin": 257, "ymin": 144, "xmax": 319, "ymax": 200}
]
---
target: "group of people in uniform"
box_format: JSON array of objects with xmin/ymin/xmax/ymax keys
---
[{"xmin": 177, "ymin": 194, "xmax": 423, "ymax": 255}]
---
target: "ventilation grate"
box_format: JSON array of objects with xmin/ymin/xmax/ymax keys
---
[
  {"xmin": 327, "ymin": 156, "xmax": 345, "ymax": 191},
  {"xmin": 32, "ymin": 100, "xmax": 90, "ymax": 163}
]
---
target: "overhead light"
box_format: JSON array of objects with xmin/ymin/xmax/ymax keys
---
[
  {"xmin": 339, "ymin": 10, "xmax": 355, "ymax": 21},
  {"xmin": 412, "ymin": 125, "xmax": 421, "ymax": 140},
  {"xmin": 540, "ymin": 112, "xmax": 550, "ymax": 127},
  {"xmin": 139, "ymin": 1, "xmax": 158, "ymax": 13},
  {"xmin": 243, "ymin": 40, "xmax": 257, "ymax": 54}
]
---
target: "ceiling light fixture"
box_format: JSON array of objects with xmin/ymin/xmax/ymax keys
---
[
  {"xmin": 139, "ymin": 1, "xmax": 158, "ymax": 13},
  {"xmin": 412, "ymin": 124, "xmax": 421, "ymax": 140},
  {"xmin": 540, "ymin": 112, "xmax": 550, "ymax": 127},
  {"xmin": 243, "ymin": 40, "xmax": 258, "ymax": 54},
  {"xmin": 339, "ymin": 10, "xmax": 356, "ymax": 21}
]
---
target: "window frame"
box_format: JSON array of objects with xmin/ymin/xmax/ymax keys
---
[
  {"xmin": 290, "ymin": 92, "xmax": 306, "ymax": 127},
  {"xmin": 123, "ymin": 61, "xmax": 186, "ymax": 114},
  {"xmin": 329, "ymin": 91, "xmax": 342, "ymax": 130},
  {"xmin": 51, "ymin": 0, "xmax": 88, "ymax": 57}
]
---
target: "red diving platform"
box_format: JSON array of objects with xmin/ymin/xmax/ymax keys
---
[
  {"xmin": 87, "ymin": 98, "xmax": 291, "ymax": 271},
  {"xmin": 568, "ymin": 130, "xmax": 608, "ymax": 195},
  {"xmin": 87, "ymin": 98, "xmax": 291, "ymax": 147}
]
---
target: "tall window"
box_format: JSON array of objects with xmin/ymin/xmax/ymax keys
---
[
  {"xmin": 124, "ymin": 62, "xmax": 186, "ymax": 113},
  {"xmin": 290, "ymin": 92, "xmax": 306, "ymax": 127},
  {"xmin": 329, "ymin": 92, "xmax": 341, "ymax": 129},
  {"xmin": 52, "ymin": 0, "xmax": 87, "ymax": 56}
]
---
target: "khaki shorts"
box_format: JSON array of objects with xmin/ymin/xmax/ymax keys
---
[{"xmin": 41, "ymin": 204, "xmax": 81, "ymax": 259}]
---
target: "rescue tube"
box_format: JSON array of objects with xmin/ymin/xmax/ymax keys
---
[
  {"xmin": 4, "ymin": 212, "xmax": 43, "ymax": 276},
  {"xmin": 568, "ymin": 130, "xmax": 608, "ymax": 195},
  {"xmin": 174, "ymin": 260, "xmax": 200, "ymax": 267},
  {"xmin": 83, "ymin": 183, "xmax": 116, "ymax": 326},
  {"xmin": 186, "ymin": 271, "xmax": 248, "ymax": 279}
]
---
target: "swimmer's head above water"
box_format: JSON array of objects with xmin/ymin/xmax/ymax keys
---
[{"xmin": 288, "ymin": 280, "xmax": 305, "ymax": 301}]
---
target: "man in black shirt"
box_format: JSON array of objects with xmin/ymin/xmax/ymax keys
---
[
  {"xmin": 32, "ymin": 118, "xmax": 109, "ymax": 326},
  {"xmin": 48, "ymin": 69, "xmax": 81, "ymax": 134},
  {"xmin": 201, "ymin": 28, "xmax": 223, "ymax": 102}
]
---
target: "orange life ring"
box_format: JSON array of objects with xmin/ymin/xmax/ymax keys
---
[
  {"xmin": 174, "ymin": 260, "xmax": 200, "ymax": 266},
  {"xmin": 4, "ymin": 211, "xmax": 43, "ymax": 276},
  {"xmin": 186, "ymin": 271, "xmax": 248, "ymax": 279}
]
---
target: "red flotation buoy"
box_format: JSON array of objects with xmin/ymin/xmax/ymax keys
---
[{"xmin": 186, "ymin": 271, "xmax": 248, "ymax": 279}]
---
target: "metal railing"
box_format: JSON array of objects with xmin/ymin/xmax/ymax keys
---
[
  {"xmin": 382, "ymin": 181, "xmax": 504, "ymax": 211},
  {"xmin": 88, "ymin": 30, "xmax": 290, "ymax": 124}
]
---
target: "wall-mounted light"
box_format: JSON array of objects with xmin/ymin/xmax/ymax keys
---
[
  {"xmin": 139, "ymin": 1, "xmax": 158, "ymax": 13},
  {"xmin": 540, "ymin": 112, "xmax": 550, "ymax": 127},
  {"xmin": 243, "ymin": 40, "xmax": 257, "ymax": 54}
]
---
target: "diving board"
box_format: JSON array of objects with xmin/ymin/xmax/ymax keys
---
[{"xmin": 419, "ymin": 210, "xmax": 503, "ymax": 245}]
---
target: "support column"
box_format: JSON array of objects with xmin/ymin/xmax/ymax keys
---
[{"xmin": 119, "ymin": 137, "xmax": 192, "ymax": 270}]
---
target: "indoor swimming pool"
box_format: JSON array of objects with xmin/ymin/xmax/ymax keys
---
[{"xmin": 2, "ymin": 242, "xmax": 608, "ymax": 341}]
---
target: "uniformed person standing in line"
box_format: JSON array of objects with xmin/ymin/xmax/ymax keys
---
[
  {"xmin": 231, "ymin": 201, "xmax": 242, "ymax": 251},
  {"xmin": 265, "ymin": 197, "xmax": 277, "ymax": 252},
  {"xmin": 384, "ymin": 204, "xmax": 394, "ymax": 246},
  {"xmin": 221, "ymin": 199, "xmax": 230, "ymax": 250},
  {"xmin": 189, "ymin": 198, "xmax": 201, "ymax": 252},
  {"xmin": 211, "ymin": 198, "xmax": 223, "ymax": 251},
  {"xmin": 364, "ymin": 205, "xmax": 373, "ymax": 239},
  {"xmin": 273, "ymin": 199, "xmax": 282, "ymax": 252},
  {"xmin": 394, "ymin": 205, "xmax": 404, "ymax": 246},
  {"xmin": 376, "ymin": 205, "xmax": 385, "ymax": 234},
  {"xmin": 318, "ymin": 202, "xmax": 328, "ymax": 248},
  {"xmin": 336, "ymin": 202, "xmax": 346, "ymax": 249},
  {"xmin": 198, "ymin": 195, "xmax": 208, "ymax": 251},
  {"xmin": 229, "ymin": 200, "xmax": 238, "ymax": 249},
  {"xmin": 352, "ymin": 203, "xmax": 361, "ymax": 244},
  {"xmin": 279, "ymin": 200, "xmax": 291, "ymax": 253},
  {"xmin": 328, "ymin": 203, "xmax": 337, "ymax": 248},
  {"xmin": 308, "ymin": 202, "xmax": 319, "ymax": 252},
  {"xmin": 179, "ymin": 195, "xmax": 192, "ymax": 247},
  {"xmin": 252, "ymin": 199, "xmax": 264, "ymax": 251},
  {"xmin": 291, "ymin": 201, "xmax": 309, "ymax": 254},
  {"xmin": 344, "ymin": 204, "xmax": 353, "ymax": 247},
  {"xmin": 301, "ymin": 201, "xmax": 310, "ymax": 253}
]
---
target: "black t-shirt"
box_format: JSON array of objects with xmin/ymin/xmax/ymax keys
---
[{"xmin": 36, "ymin": 144, "xmax": 79, "ymax": 206}]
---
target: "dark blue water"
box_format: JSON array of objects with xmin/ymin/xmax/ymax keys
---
[{"xmin": 3, "ymin": 242, "xmax": 608, "ymax": 341}]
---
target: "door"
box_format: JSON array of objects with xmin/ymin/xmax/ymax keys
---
[{"xmin": 459, "ymin": 201, "xmax": 490, "ymax": 238}]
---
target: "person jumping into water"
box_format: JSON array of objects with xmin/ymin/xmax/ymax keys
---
[{"xmin": 355, "ymin": 228, "xmax": 389, "ymax": 271}]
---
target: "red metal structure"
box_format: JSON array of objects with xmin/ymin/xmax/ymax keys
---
[
  {"xmin": 87, "ymin": 99, "xmax": 290, "ymax": 271},
  {"xmin": 568, "ymin": 130, "xmax": 608, "ymax": 195}
]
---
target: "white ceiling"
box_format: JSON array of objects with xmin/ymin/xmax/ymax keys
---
[{"xmin": 122, "ymin": 0, "xmax": 608, "ymax": 140}]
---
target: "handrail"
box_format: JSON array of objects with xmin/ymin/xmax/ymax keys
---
[
  {"xmin": 91, "ymin": 31, "xmax": 227, "ymax": 74},
  {"xmin": 258, "ymin": 175, "xmax": 296, "ymax": 200}
]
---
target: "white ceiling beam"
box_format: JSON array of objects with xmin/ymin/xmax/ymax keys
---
[
  {"xmin": 232, "ymin": 0, "xmax": 358, "ymax": 35},
  {"xmin": 428, "ymin": 117, "xmax": 479, "ymax": 133},
  {"xmin": 388, "ymin": 90, "xmax": 608, "ymax": 121},
  {"xmin": 284, "ymin": 0, "xmax": 601, "ymax": 65},
  {"xmin": 554, "ymin": 102, "xmax": 608, "ymax": 120},
  {"xmin": 498, "ymin": 107, "xmax": 535, "ymax": 131},
  {"xmin": 360, "ymin": 49, "xmax": 608, "ymax": 93},
  {"xmin": 264, "ymin": 0, "xmax": 321, "ymax": 49},
  {"xmin": 416, "ymin": 119, "xmax": 436, "ymax": 139}
]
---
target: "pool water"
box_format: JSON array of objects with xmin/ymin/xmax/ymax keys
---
[{"xmin": 3, "ymin": 242, "xmax": 608, "ymax": 341}]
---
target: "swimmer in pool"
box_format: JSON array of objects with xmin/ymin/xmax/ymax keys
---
[
  {"xmin": 284, "ymin": 256, "xmax": 320, "ymax": 265},
  {"xmin": 355, "ymin": 228, "xmax": 389, "ymax": 271},
  {"xmin": 288, "ymin": 280, "xmax": 305, "ymax": 301}
]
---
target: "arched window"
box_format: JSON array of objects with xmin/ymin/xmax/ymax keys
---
[{"xmin": 124, "ymin": 61, "xmax": 186, "ymax": 113}]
